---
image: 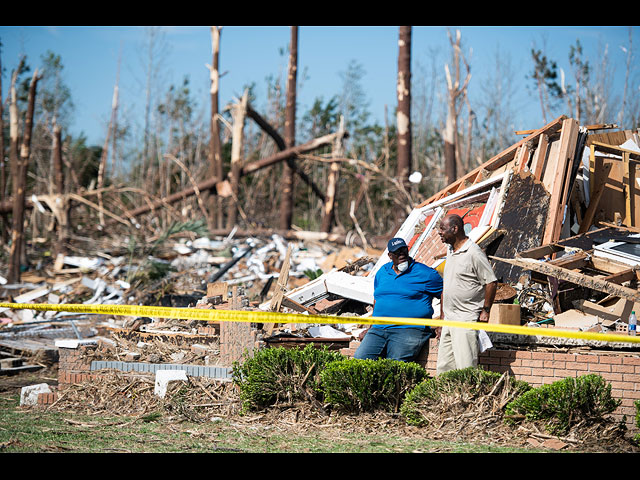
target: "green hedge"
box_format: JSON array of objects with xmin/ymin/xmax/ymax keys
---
[
  {"xmin": 232, "ymin": 345, "xmax": 344, "ymax": 412},
  {"xmin": 319, "ymin": 358, "xmax": 429, "ymax": 413},
  {"xmin": 400, "ymin": 367, "xmax": 531, "ymax": 427},
  {"xmin": 504, "ymin": 374, "xmax": 621, "ymax": 436}
]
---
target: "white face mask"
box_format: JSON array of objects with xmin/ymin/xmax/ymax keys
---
[{"xmin": 397, "ymin": 261, "xmax": 409, "ymax": 272}]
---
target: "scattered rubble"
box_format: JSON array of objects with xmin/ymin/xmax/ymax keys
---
[{"xmin": 2, "ymin": 117, "xmax": 640, "ymax": 449}]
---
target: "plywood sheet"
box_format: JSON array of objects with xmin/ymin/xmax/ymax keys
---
[{"xmin": 490, "ymin": 172, "xmax": 551, "ymax": 283}]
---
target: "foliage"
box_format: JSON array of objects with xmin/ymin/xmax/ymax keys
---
[
  {"xmin": 303, "ymin": 268, "xmax": 323, "ymax": 280},
  {"xmin": 232, "ymin": 345, "xmax": 345, "ymax": 412},
  {"xmin": 319, "ymin": 358, "xmax": 428, "ymax": 413},
  {"xmin": 504, "ymin": 374, "xmax": 621, "ymax": 436},
  {"xmin": 527, "ymin": 48, "xmax": 564, "ymax": 120},
  {"xmin": 400, "ymin": 367, "xmax": 531, "ymax": 427}
]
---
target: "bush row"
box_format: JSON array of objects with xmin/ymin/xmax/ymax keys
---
[{"xmin": 232, "ymin": 345, "xmax": 627, "ymax": 437}]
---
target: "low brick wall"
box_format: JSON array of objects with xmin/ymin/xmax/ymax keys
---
[{"xmin": 342, "ymin": 337, "xmax": 640, "ymax": 431}]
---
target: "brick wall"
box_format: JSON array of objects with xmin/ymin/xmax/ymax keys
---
[
  {"xmin": 342, "ymin": 338, "xmax": 640, "ymax": 431},
  {"xmin": 57, "ymin": 344, "xmax": 99, "ymax": 385},
  {"xmin": 219, "ymin": 321, "xmax": 261, "ymax": 366}
]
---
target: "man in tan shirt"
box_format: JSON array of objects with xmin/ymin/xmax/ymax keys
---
[{"xmin": 436, "ymin": 214, "xmax": 497, "ymax": 374}]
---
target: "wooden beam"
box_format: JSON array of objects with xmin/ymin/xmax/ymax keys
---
[
  {"xmin": 591, "ymin": 141, "xmax": 640, "ymax": 161},
  {"xmin": 516, "ymin": 123, "xmax": 618, "ymax": 136},
  {"xmin": 547, "ymin": 251, "xmax": 589, "ymax": 270},
  {"xmin": 530, "ymin": 134, "xmax": 549, "ymax": 181},
  {"xmin": 543, "ymin": 118, "xmax": 580, "ymax": 245},
  {"xmin": 490, "ymin": 255, "xmax": 640, "ymax": 303},
  {"xmin": 602, "ymin": 268, "xmax": 637, "ymax": 285},
  {"xmin": 579, "ymin": 157, "xmax": 612, "ymax": 233}
]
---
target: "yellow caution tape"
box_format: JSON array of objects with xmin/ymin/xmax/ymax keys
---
[{"xmin": 1, "ymin": 302, "xmax": 640, "ymax": 345}]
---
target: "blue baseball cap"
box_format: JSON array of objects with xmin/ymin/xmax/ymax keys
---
[{"xmin": 387, "ymin": 237, "xmax": 408, "ymax": 253}]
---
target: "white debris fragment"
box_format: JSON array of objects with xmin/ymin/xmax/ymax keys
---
[
  {"xmin": 409, "ymin": 171, "xmax": 423, "ymax": 183},
  {"xmin": 307, "ymin": 325, "xmax": 351, "ymax": 339},
  {"xmin": 173, "ymin": 244, "xmax": 193, "ymax": 255},
  {"xmin": 20, "ymin": 383, "xmax": 52, "ymax": 406},
  {"xmin": 154, "ymin": 370, "xmax": 188, "ymax": 398},
  {"xmin": 62, "ymin": 256, "xmax": 103, "ymax": 271}
]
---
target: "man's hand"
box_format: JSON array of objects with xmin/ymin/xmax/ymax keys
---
[
  {"xmin": 434, "ymin": 326, "xmax": 442, "ymax": 340},
  {"xmin": 478, "ymin": 309, "xmax": 490, "ymax": 323},
  {"xmin": 358, "ymin": 328, "xmax": 369, "ymax": 341}
]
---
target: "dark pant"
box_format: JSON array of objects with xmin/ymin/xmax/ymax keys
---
[{"xmin": 354, "ymin": 327, "xmax": 432, "ymax": 362}]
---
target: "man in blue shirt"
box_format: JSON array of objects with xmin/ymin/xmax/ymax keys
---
[{"xmin": 354, "ymin": 237, "xmax": 443, "ymax": 362}]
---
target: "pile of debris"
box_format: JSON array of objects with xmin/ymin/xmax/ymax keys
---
[
  {"xmin": 0, "ymin": 228, "xmax": 379, "ymax": 369},
  {"xmin": 3, "ymin": 115, "xmax": 640, "ymax": 374},
  {"xmin": 265, "ymin": 116, "xmax": 640, "ymax": 345}
]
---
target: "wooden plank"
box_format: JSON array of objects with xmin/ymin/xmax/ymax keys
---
[
  {"xmin": 591, "ymin": 255, "xmax": 640, "ymax": 274},
  {"xmin": 490, "ymin": 255, "xmax": 640, "ymax": 303},
  {"xmin": 591, "ymin": 141, "xmax": 640, "ymax": 161},
  {"xmin": 543, "ymin": 118, "xmax": 580, "ymax": 245},
  {"xmin": 547, "ymin": 251, "xmax": 590, "ymax": 270},
  {"xmin": 281, "ymin": 296, "xmax": 319, "ymax": 315},
  {"xmin": 268, "ymin": 244, "xmax": 293, "ymax": 326},
  {"xmin": 623, "ymin": 152, "xmax": 633, "ymax": 226},
  {"xmin": 602, "ymin": 268, "xmax": 636, "ymax": 285},
  {"xmin": 516, "ymin": 123, "xmax": 618, "ymax": 136},
  {"xmin": 541, "ymin": 139, "xmax": 561, "ymax": 193},
  {"xmin": 207, "ymin": 282, "xmax": 228, "ymax": 299},
  {"xmin": 519, "ymin": 145, "xmax": 532, "ymax": 173},
  {"xmin": 579, "ymin": 156, "xmax": 612, "ymax": 233},
  {"xmin": 530, "ymin": 134, "xmax": 549, "ymax": 181}
]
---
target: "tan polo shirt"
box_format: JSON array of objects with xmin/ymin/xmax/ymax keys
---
[{"xmin": 442, "ymin": 239, "xmax": 497, "ymax": 322}]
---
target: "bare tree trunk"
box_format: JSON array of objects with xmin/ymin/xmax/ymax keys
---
[
  {"xmin": 8, "ymin": 69, "xmax": 39, "ymax": 283},
  {"xmin": 619, "ymin": 27, "xmax": 632, "ymax": 127},
  {"xmin": 279, "ymin": 26, "xmax": 298, "ymax": 231},
  {"xmin": 396, "ymin": 26, "xmax": 412, "ymax": 187},
  {"xmin": 443, "ymin": 29, "xmax": 471, "ymax": 185},
  {"xmin": 246, "ymin": 104, "xmax": 325, "ymax": 202},
  {"xmin": 52, "ymin": 121, "xmax": 69, "ymax": 257},
  {"xmin": 226, "ymin": 89, "xmax": 248, "ymax": 228},
  {"xmin": 0, "ymin": 48, "xmax": 7, "ymax": 244},
  {"xmin": 207, "ymin": 26, "xmax": 224, "ymax": 230},
  {"xmin": 97, "ymin": 78, "xmax": 119, "ymax": 226},
  {"xmin": 321, "ymin": 116, "xmax": 345, "ymax": 233},
  {"xmin": 110, "ymin": 47, "xmax": 121, "ymax": 179}
]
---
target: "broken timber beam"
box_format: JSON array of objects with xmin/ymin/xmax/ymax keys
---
[
  {"xmin": 104, "ymin": 132, "xmax": 344, "ymax": 223},
  {"xmin": 490, "ymin": 255, "xmax": 640, "ymax": 303},
  {"xmin": 246, "ymin": 105, "xmax": 326, "ymax": 203}
]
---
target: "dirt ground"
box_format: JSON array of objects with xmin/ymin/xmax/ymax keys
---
[{"xmin": 2, "ymin": 366, "xmax": 639, "ymax": 454}]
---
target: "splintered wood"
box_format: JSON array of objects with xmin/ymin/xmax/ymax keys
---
[{"xmin": 48, "ymin": 372, "xmax": 239, "ymax": 420}]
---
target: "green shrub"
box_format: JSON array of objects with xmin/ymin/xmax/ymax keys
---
[
  {"xmin": 319, "ymin": 358, "xmax": 428, "ymax": 413},
  {"xmin": 232, "ymin": 345, "xmax": 344, "ymax": 412},
  {"xmin": 504, "ymin": 374, "xmax": 621, "ymax": 436},
  {"xmin": 400, "ymin": 367, "xmax": 531, "ymax": 427}
]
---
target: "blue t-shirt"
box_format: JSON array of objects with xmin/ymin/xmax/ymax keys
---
[{"xmin": 371, "ymin": 258, "xmax": 443, "ymax": 329}]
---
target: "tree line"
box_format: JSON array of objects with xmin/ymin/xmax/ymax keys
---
[{"xmin": 0, "ymin": 27, "xmax": 637, "ymax": 283}]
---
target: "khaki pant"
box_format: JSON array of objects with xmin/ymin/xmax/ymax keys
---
[{"xmin": 436, "ymin": 325, "xmax": 478, "ymax": 374}]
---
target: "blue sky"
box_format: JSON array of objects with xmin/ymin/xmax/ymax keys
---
[{"xmin": 1, "ymin": 25, "xmax": 637, "ymax": 147}]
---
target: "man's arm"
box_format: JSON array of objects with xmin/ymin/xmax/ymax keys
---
[{"xmin": 478, "ymin": 281, "xmax": 497, "ymax": 322}]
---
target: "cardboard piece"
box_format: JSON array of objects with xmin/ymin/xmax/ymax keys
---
[{"xmin": 488, "ymin": 304, "xmax": 521, "ymax": 325}]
